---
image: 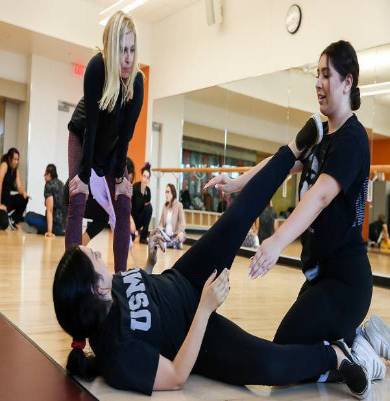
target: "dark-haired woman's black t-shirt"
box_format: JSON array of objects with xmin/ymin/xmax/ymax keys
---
[
  {"xmin": 131, "ymin": 181, "xmax": 151, "ymax": 215},
  {"xmin": 89, "ymin": 268, "xmax": 198, "ymax": 395},
  {"xmin": 0, "ymin": 164, "xmax": 16, "ymax": 204},
  {"xmin": 68, "ymin": 53, "xmax": 144, "ymax": 184},
  {"xmin": 298, "ymin": 114, "xmax": 370, "ymax": 279}
]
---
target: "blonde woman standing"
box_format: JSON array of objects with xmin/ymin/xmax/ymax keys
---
[{"xmin": 66, "ymin": 11, "xmax": 143, "ymax": 272}]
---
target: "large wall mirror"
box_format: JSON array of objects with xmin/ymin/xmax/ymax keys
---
[{"xmin": 152, "ymin": 43, "xmax": 390, "ymax": 278}]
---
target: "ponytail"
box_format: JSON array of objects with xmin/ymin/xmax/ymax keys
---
[
  {"xmin": 53, "ymin": 247, "xmax": 112, "ymax": 380},
  {"xmin": 66, "ymin": 347, "xmax": 99, "ymax": 381}
]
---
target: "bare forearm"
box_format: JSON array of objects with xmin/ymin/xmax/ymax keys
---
[
  {"xmin": 17, "ymin": 183, "xmax": 24, "ymax": 194},
  {"xmin": 274, "ymin": 190, "xmax": 328, "ymax": 249},
  {"xmin": 172, "ymin": 307, "xmax": 210, "ymax": 384},
  {"xmin": 46, "ymin": 211, "xmax": 53, "ymax": 233},
  {"xmin": 144, "ymin": 259, "xmax": 154, "ymax": 274}
]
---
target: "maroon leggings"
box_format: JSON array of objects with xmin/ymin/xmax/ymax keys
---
[{"xmin": 65, "ymin": 132, "xmax": 131, "ymax": 272}]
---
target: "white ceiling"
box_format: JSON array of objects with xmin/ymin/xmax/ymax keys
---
[{"xmin": 85, "ymin": 0, "xmax": 199, "ymax": 23}]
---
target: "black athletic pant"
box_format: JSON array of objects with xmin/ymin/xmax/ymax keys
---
[
  {"xmin": 273, "ymin": 250, "xmax": 372, "ymax": 347},
  {"xmin": 4, "ymin": 194, "xmax": 28, "ymax": 223},
  {"xmin": 172, "ymin": 146, "xmax": 337, "ymax": 385},
  {"xmin": 132, "ymin": 203, "xmax": 152, "ymax": 241}
]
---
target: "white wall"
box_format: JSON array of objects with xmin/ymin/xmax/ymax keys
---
[
  {"xmin": 4, "ymin": 100, "xmax": 19, "ymax": 151},
  {"xmin": 149, "ymin": 0, "xmax": 390, "ymax": 100},
  {"xmin": 0, "ymin": 50, "xmax": 28, "ymax": 84},
  {"xmin": 27, "ymin": 54, "xmax": 83, "ymax": 213},
  {"xmin": 145, "ymin": 0, "xmax": 390, "ymax": 172}
]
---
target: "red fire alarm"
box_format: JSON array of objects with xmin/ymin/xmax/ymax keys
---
[{"xmin": 73, "ymin": 63, "xmax": 85, "ymax": 77}]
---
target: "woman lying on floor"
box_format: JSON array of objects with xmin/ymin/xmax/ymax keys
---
[{"xmin": 53, "ymin": 127, "xmax": 388, "ymax": 399}]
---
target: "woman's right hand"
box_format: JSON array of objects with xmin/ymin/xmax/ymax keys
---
[
  {"xmin": 199, "ymin": 268, "xmax": 230, "ymax": 314},
  {"xmin": 69, "ymin": 175, "xmax": 89, "ymax": 198},
  {"xmin": 203, "ymin": 174, "xmax": 241, "ymax": 194}
]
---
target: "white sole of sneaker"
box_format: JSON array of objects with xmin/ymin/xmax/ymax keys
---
[{"xmin": 368, "ymin": 315, "xmax": 390, "ymax": 360}]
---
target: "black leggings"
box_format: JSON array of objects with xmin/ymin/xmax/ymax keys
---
[
  {"xmin": 4, "ymin": 194, "xmax": 28, "ymax": 223},
  {"xmin": 173, "ymin": 146, "xmax": 337, "ymax": 385},
  {"xmin": 132, "ymin": 204, "xmax": 152, "ymax": 241},
  {"xmin": 273, "ymin": 251, "xmax": 372, "ymax": 346}
]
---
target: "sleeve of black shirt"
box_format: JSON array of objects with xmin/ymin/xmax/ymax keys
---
[
  {"xmin": 114, "ymin": 72, "xmax": 144, "ymax": 179},
  {"xmin": 102, "ymin": 338, "xmax": 159, "ymax": 395},
  {"xmin": 321, "ymin": 132, "xmax": 364, "ymax": 193},
  {"xmin": 44, "ymin": 182, "xmax": 53, "ymax": 199},
  {"xmin": 78, "ymin": 54, "xmax": 105, "ymax": 184}
]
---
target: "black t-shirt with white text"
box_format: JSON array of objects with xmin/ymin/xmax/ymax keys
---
[
  {"xmin": 89, "ymin": 268, "xmax": 198, "ymax": 395},
  {"xmin": 299, "ymin": 114, "xmax": 370, "ymax": 276}
]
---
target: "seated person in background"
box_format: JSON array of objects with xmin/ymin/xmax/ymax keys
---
[
  {"xmin": 202, "ymin": 191, "xmax": 213, "ymax": 211},
  {"xmin": 131, "ymin": 163, "xmax": 152, "ymax": 244},
  {"xmin": 180, "ymin": 189, "xmax": 191, "ymax": 209},
  {"xmin": 217, "ymin": 193, "xmax": 234, "ymax": 213},
  {"xmin": 242, "ymin": 219, "xmax": 260, "ymax": 248},
  {"xmin": 159, "ymin": 183, "xmax": 186, "ymax": 249},
  {"xmin": 258, "ymin": 201, "xmax": 276, "ymax": 244},
  {"xmin": 126, "ymin": 157, "xmax": 135, "ymax": 184},
  {"xmin": 369, "ymin": 214, "xmax": 390, "ymax": 249},
  {"xmin": 23, "ymin": 164, "xmax": 65, "ymax": 236},
  {"xmin": 217, "ymin": 198, "xmax": 227, "ymax": 213},
  {"xmin": 0, "ymin": 203, "xmax": 8, "ymax": 230},
  {"xmin": 0, "ymin": 147, "xmax": 29, "ymax": 227}
]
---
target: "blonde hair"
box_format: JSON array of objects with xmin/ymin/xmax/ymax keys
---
[{"xmin": 99, "ymin": 11, "xmax": 141, "ymax": 112}]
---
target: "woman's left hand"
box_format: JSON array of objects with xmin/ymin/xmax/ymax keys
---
[
  {"xmin": 248, "ymin": 236, "xmax": 282, "ymax": 279},
  {"xmin": 115, "ymin": 177, "xmax": 132, "ymax": 200},
  {"xmin": 177, "ymin": 232, "xmax": 185, "ymax": 243}
]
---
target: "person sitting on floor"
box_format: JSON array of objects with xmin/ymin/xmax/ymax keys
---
[
  {"xmin": 23, "ymin": 164, "xmax": 65, "ymax": 237},
  {"xmin": 159, "ymin": 183, "xmax": 186, "ymax": 249},
  {"xmin": 0, "ymin": 147, "xmax": 29, "ymax": 228},
  {"xmin": 131, "ymin": 163, "xmax": 152, "ymax": 244},
  {"xmin": 369, "ymin": 214, "xmax": 390, "ymax": 250}
]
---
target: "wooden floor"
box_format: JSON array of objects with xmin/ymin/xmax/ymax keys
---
[
  {"xmin": 188, "ymin": 234, "xmax": 390, "ymax": 276},
  {"xmin": 0, "ymin": 228, "xmax": 389, "ymax": 401},
  {"xmin": 281, "ymin": 242, "xmax": 390, "ymax": 277}
]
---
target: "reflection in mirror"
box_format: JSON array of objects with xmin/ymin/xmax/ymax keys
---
[
  {"xmin": 364, "ymin": 44, "xmax": 390, "ymax": 276},
  {"xmin": 0, "ymin": 98, "xmax": 4, "ymax": 155},
  {"xmin": 152, "ymin": 43, "xmax": 390, "ymax": 276}
]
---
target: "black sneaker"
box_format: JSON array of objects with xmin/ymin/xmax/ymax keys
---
[
  {"xmin": 333, "ymin": 340, "xmax": 371, "ymax": 399},
  {"xmin": 295, "ymin": 113, "xmax": 323, "ymax": 160}
]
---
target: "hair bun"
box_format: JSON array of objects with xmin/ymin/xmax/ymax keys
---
[
  {"xmin": 351, "ymin": 86, "xmax": 361, "ymax": 111},
  {"xmin": 143, "ymin": 162, "xmax": 151, "ymax": 170}
]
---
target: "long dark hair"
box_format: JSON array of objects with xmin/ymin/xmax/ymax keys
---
[
  {"xmin": 321, "ymin": 40, "xmax": 360, "ymax": 111},
  {"xmin": 1, "ymin": 147, "xmax": 20, "ymax": 169},
  {"xmin": 45, "ymin": 164, "xmax": 58, "ymax": 179},
  {"xmin": 53, "ymin": 246, "xmax": 111, "ymax": 380},
  {"xmin": 165, "ymin": 183, "xmax": 177, "ymax": 208}
]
